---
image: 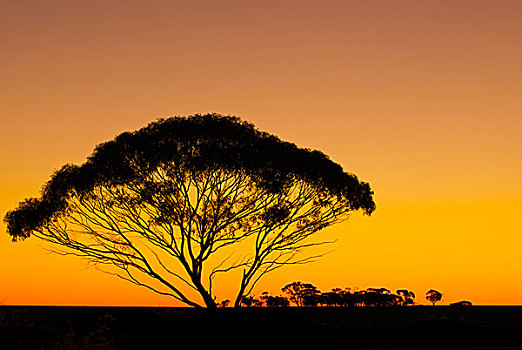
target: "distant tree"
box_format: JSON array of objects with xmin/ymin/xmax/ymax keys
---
[
  {"xmin": 302, "ymin": 290, "xmax": 321, "ymax": 307},
  {"xmin": 320, "ymin": 289, "xmax": 342, "ymax": 307},
  {"xmin": 396, "ymin": 289, "xmax": 416, "ymax": 306},
  {"xmin": 282, "ymin": 281, "xmax": 321, "ymax": 306},
  {"xmin": 259, "ymin": 292, "xmax": 290, "ymax": 307},
  {"xmin": 362, "ymin": 288, "xmax": 401, "ymax": 307},
  {"xmin": 338, "ymin": 288, "xmax": 356, "ymax": 307},
  {"xmin": 353, "ymin": 290, "xmax": 366, "ymax": 307},
  {"xmin": 426, "ymin": 289, "xmax": 443, "ymax": 306},
  {"xmin": 270, "ymin": 296, "xmax": 289, "ymax": 307},
  {"xmin": 240, "ymin": 296, "xmax": 262, "ymax": 307},
  {"xmin": 4, "ymin": 114, "xmax": 375, "ymax": 310},
  {"xmin": 362, "ymin": 290, "xmax": 378, "ymax": 307},
  {"xmin": 240, "ymin": 296, "xmax": 253, "ymax": 307},
  {"xmin": 387, "ymin": 294, "xmax": 402, "ymax": 306},
  {"xmin": 219, "ymin": 299, "xmax": 230, "ymax": 308},
  {"xmin": 367, "ymin": 287, "xmax": 391, "ymax": 294},
  {"xmin": 450, "ymin": 300, "xmax": 472, "ymax": 306},
  {"xmin": 282, "ymin": 281, "xmax": 305, "ymax": 306}
]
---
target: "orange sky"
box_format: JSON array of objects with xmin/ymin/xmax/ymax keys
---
[{"xmin": 1, "ymin": 0, "xmax": 522, "ymax": 306}]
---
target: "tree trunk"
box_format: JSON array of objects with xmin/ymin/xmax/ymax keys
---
[
  {"xmin": 191, "ymin": 276, "xmax": 217, "ymax": 311},
  {"xmin": 202, "ymin": 291, "xmax": 217, "ymax": 311},
  {"xmin": 233, "ymin": 281, "xmax": 247, "ymax": 308},
  {"xmin": 203, "ymin": 296, "xmax": 217, "ymax": 312}
]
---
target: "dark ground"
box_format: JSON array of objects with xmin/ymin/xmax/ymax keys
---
[{"xmin": 1, "ymin": 306, "xmax": 522, "ymax": 349}]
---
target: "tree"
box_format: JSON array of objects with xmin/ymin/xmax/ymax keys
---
[
  {"xmin": 259, "ymin": 292, "xmax": 289, "ymax": 307},
  {"xmin": 282, "ymin": 281, "xmax": 321, "ymax": 307},
  {"xmin": 450, "ymin": 300, "xmax": 472, "ymax": 306},
  {"xmin": 239, "ymin": 296, "xmax": 262, "ymax": 307},
  {"xmin": 361, "ymin": 288, "xmax": 401, "ymax": 307},
  {"xmin": 337, "ymin": 288, "xmax": 356, "ymax": 307},
  {"xmin": 218, "ymin": 299, "xmax": 230, "ymax": 308},
  {"xmin": 4, "ymin": 114, "xmax": 375, "ymax": 310},
  {"xmin": 426, "ymin": 289, "xmax": 442, "ymax": 306},
  {"xmin": 320, "ymin": 289, "xmax": 343, "ymax": 307},
  {"xmin": 396, "ymin": 289, "xmax": 416, "ymax": 306}
]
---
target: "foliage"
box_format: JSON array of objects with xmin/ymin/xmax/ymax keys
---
[
  {"xmin": 450, "ymin": 301, "xmax": 472, "ymax": 306},
  {"xmin": 397, "ymin": 289, "xmax": 416, "ymax": 306},
  {"xmin": 282, "ymin": 281, "xmax": 320, "ymax": 307},
  {"xmin": 240, "ymin": 296, "xmax": 263, "ymax": 307},
  {"xmin": 358, "ymin": 288, "xmax": 402, "ymax": 307},
  {"xmin": 426, "ymin": 289, "xmax": 443, "ymax": 306},
  {"xmin": 236, "ymin": 282, "xmax": 471, "ymax": 308},
  {"xmin": 4, "ymin": 114, "xmax": 375, "ymax": 309},
  {"xmin": 218, "ymin": 299, "xmax": 230, "ymax": 308},
  {"xmin": 240, "ymin": 282, "xmax": 421, "ymax": 307},
  {"xmin": 259, "ymin": 292, "xmax": 290, "ymax": 307}
]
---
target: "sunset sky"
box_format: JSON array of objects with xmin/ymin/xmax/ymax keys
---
[{"xmin": 2, "ymin": 0, "xmax": 522, "ymax": 306}]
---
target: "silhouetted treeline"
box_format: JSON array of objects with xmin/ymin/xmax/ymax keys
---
[{"xmin": 229, "ymin": 282, "xmax": 470, "ymax": 308}]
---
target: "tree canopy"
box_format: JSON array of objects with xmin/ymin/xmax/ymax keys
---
[
  {"xmin": 426, "ymin": 289, "xmax": 443, "ymax": 306},
  {"xmin": 5, "ymin": 113, "xmax": 375, "ymax": 309}
]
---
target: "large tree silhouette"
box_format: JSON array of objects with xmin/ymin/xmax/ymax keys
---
[{"xmin": 4, "ymin": 114, "xmax": 375, "ymax": 309}]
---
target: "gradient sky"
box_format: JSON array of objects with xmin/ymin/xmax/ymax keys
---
[{"xmin": 2, "ymin": 0, "xmax": 522, "ymax": 306}]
